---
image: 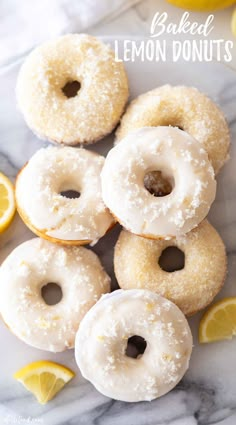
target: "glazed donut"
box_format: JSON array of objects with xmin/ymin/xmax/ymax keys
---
[
  {"xmin": 101, "ymin": 126, "xmax": 216, "ymax": 239},
  {"xmin": 16, "ymin": 34, "xmax": 129, "ymax": 145},
  {"xmin": 0, "ymin": 238, "xmax": 110, "ymax": 352},
  {"xmin": 114, "ymin": 220, "xmax": 227, "ymax": 316},
  {"xmin": 75, "ymin": 289, "xmax": 192, "ymax": 402},
  {"xmin": 15, "ymin": 146, "xmax": 114, "ymax": 245},
  {"xmin": 116, "ymin": 85, "xmax": 230, "ymax": 174}
]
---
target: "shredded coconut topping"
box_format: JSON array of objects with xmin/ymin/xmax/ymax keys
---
[
  {"xmin": 101, "ymin": 126, "xmax": 216, "ymax": 238},
  {"xmin": 16, "ymin": 146, "xmax": 114, "ymax": 243},
  {"xmin": 114, "ymin": 220, "xmax": 227, "ymax": 316},
  {"xmin": 75, "ymin": 289, "xmax": 192, "ymax": 402},
  {"xmin": 0, "ymin": 238, "xmax": 111, "ymax": 352},
  {"xmin": 16, "ymin": 33, "xmax": 129, "ymax": 145},
  {"xmin": 116, "ymin": 84, "xmax": 230, "ymax": 174}
]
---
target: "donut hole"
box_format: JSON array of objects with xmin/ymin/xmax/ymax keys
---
[
  {"xmin": 125, "ymin": 335, "xmax": 147, "ymax": 359},
  {"xmin": 160, "ymin": 122, "xmax": 184, "ymax": 131},
  {"xmin": 159, "ymin": 246, "xmax": 185, "ymax": 272},
  {"xmin": 62, "ymin": 80, "xmax": 81, "ymax": 98},
  {"xmin": 60, "ymin": 189, "xmax": 81, "ymax": 199},
  {"xmin": 144, "ymin": 171, "xmax": 173, "ymax": 197},
  {"xmin": 41, "ymin": 282, "xmax": 63, "ymax": 305}
]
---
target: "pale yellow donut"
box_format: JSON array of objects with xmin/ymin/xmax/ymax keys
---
[
  {"xmin": 116, "ymin": 85, "xmax": 230, "ymax": 174},
  {"xmin": 114, "ymin": 220, "xmax": 227, "ymax": 316},
  {"xmin": 16, "ymin": 34, "xmax": 129, "ymax": 145}
]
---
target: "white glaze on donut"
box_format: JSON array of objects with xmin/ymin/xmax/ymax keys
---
[
  {"xmin": 0, "ymin": 238, "xmax": 110, "ymax": 352},
  {"xmin": 101, "ymin": 126, "xmax": 216, "ymax": 238},
  {"xmin": 16, "ymin": 34, "xmax": 129, "ymax": 145},
  {"xmin": 16, "ymin": 146, "xmax": 115, "ymax": 244},
  {"xmin": 75, "ymin": 289, "xmax": 192, "ymax": 402}
]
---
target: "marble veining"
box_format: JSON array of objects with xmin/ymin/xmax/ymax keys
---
[{"xmin": 0, "ymin": 34, "xmax": 236, "ymax": 425}]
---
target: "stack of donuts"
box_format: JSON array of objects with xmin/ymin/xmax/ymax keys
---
[{"xmin": 0, "ymin": 34, "xmax": 229, "ymax": 403}]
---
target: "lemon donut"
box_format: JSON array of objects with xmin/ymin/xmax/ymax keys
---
[
  {"xmin": 16, "ymin": 146, "xmax": 114, "ymax": 245},
  {"xmin": 101, "ymin": 126, "xmax": 216, "ymax": 239},
  {"xmin": 75, "ymin": 289, "xmax": 193, "ymax": 402},
  {"xmin": 16, "ymin": 34, "xmax": 129, "ymax": 145},
  {"xmin": 116, "ymin": 85, "xmax": 230, "ymax": 174},
  {"xmin": 0, "ymin": 238, "xmax": 110, "ymax": 352},
  {"xmin": 114, "ymin": 220, "xmax": 227, "ymax": 316}
]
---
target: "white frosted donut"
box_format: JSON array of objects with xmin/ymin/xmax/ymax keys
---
[
  {"xmin": 16, "ymin": 146, "xmax": 114, "ymax": 245},
  {"xmin": 0, "ymin": 238, "xmax": 110, "ymax": 352},
  {"xmin": 75, "ymin": 289, "xmax": 192, "ymax": 402},
  {"xmin": 114, "ymin": 220, "xmax": 227, "ymax": 316},
  {"xmin": 16, "ymin": 34, "xmax": 129, "ymax": 145},
  {"xmin": 116, "ymin": 85, "xmax": 230, "ymax": 174},
  {"xmin": 101, "ymin": 126, "xmax": 216, "ymax": 239}
]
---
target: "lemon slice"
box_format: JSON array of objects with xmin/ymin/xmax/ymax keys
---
[
  {"xmin": 0, "ymin": 172, "xmax": 15, "ymax": 232},
  {"xmin": 14, "ymin": 360, "xmax": 75, "ymax": 404},
  {"xmin": 199, "ymin": 297, "xmax": 236, "ymax": 343},
  {"xmin": 167, "ymin": 0, "xmax": 236, "ymax": 11},
  {"xmin": 232, "ymin": 7, "xmax": 236, "ymax": 37}
]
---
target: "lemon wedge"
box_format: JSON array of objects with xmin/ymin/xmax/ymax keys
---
[
  {"xmin": 14, "ymin": 360, "xmax": 75, "ymax": 404},
  {"xmin": 0, "ymin": 172, "xmax": 15, "ymax": 232},
  {"xmin": 167, "ymin": 0, "xmax": 235, "ymax": 11},
  {"xmin": 199, "ymin": 297, "xmax": 236, "ymax": 343}
]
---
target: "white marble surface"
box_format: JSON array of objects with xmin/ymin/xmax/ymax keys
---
[{"xmin": 0, "ymin": 31, "xmax": 236, "ymax": 425}]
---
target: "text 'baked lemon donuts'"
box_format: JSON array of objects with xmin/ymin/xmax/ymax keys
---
[
  {"xmin": 75, "ymin": 289, "xmax": 192, "ymax": 402},
  {"xmin": 116, "ymin": 85, "xmax": 230, "ymax": 174},
  {"xmin": 0, "ymin": 238, "xmax": 110, "ymax": 352},
  {"xmin": 114, "ymin": 220, "xmax": 227, "ymax": 316},
  {"xmin": 16, "ymin": 34, "xmax": 129, "ymax": 145},
  {"xmin": 101, "ymin": 126, "xmax": 216, "ymax": 239},
  {"xmin": 15, "ymin": 146, "xmax": 115, "ymax": 245}
]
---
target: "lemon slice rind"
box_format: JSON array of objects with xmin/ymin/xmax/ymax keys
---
[
  {"xmin": 14, "ymin": 360, "xmax": 75, "ymax": 404},
  {"xmin": 199, "ymin": 297, "xmax": 236, "ymax": 344},
  {"xmin": 0, "ymin": 172, "xmax": 15, "ymax": 232}
]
